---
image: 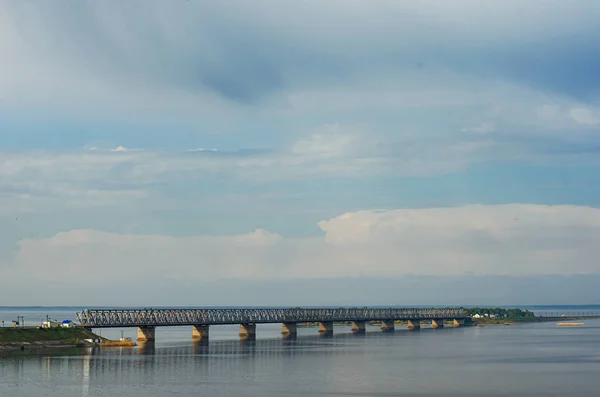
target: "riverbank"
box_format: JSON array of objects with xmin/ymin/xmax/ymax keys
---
[{"xmin": 0, "ymin": 327, "xmax": 103, "ymax": 351}]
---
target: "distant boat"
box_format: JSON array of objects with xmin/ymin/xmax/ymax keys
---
[{"xmin": 557, "ymin": 322, "xmax": 584, "ymax": 327}]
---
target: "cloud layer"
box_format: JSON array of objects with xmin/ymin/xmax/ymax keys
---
[
  {"xmin": 2, "ymin": 0, "xmax": 600, "ymax": 132},
  {"xmin": 0, "ymin": 125, "xmax": 495, "ymax": 215},
  {"xmin": 3, "ymin": 0, "xmax": 600, "ymax": 105},
  {"xmin": 2, "ymin": 2, "xmax": 600, "ymax": 305},
  {"xmin": 6, "ymin": 205, "xmax": 599, "ymax": 290}
]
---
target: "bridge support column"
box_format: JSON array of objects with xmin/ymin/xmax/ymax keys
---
[
  {"xmin": 431, "ymin": 319, "xmax": 444, "ymax": 329},
  {"xmin": 282, "ymin": 322, "xmax": 297, "ymax": 335},
  {"xmin": 192, "ymin": 325, "xmax": 209, "ymax": 340},
  {"xmin": 239, "ymin": 323, "xmax": 256, "ymax": 338},
  {"xmin": 381, "ymin": 320, "xmax": 395, "ymax": 332},
  {"xmin": 407, "ymin": 320, "xmax": 421, "ymax": 330},
  {"xmin": 453, "ymin": 319, "xmax": 464, "ymax": 327},
  {"xmin": 137, "ymin": 341, "xmax": 155, "ymax": 355},
  {"xmin": 351, "ymin": 321, "xmax": 366, "ymax": 333},
  {"xmin": 137, "ymin": 326, "xmax": 156, "ymax": 342},
  {"xmin": 319, "ymin": 321, "xmax": 333, "ymax": 334}
]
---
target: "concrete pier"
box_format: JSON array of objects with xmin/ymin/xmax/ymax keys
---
[
  {"xmin": 319, "ymin": 321, "xmax": 334, "ymax": 334},
  {"xmin": 239, "ymin": 323, "xmax": 256, "ymax": 338},
  {"xmin": 453, "ymin": 319, "xmax": 464, "ymax": 327},
  {"xmin": 381, "ymin": 320, "xmax": 395, "ymax": 332},
  {"xmin": 407, "ymin": 320, "xmax": 421, "ymax": 330},
  {"xmin": 431, "ymin": 319, "xmax": 444, "ymax": 329},
  {"xmin": 192, "ymin": 325, "xmax": 209, "ymax": 340},
  {"xmin": 351, "ymin": 321, "xmax": 366, "ymax": 333},
  {"xmin": 282, "ymin": 322, "xmax": 297, "ymax": 335},
  {"xmin": 137, "ymin": 326, "xmax": 156, "ymax": 341}
]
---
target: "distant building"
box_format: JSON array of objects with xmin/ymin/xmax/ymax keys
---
[{"xmin": 61, "ymin": 320, "xmax": 75, "ymax": 328}]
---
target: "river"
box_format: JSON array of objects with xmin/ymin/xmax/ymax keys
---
[{"xmin": 1, "ymin": 307, "xmax": 599, "ymax": 396}]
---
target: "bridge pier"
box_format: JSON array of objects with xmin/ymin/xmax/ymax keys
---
[
  {"xmin": 137, "ymin": 326, "xmax": 156, "ymax": 342},
  {"xmin": 319, "ymin": 321, "xmax": 333, "ymax": 334},
  {"xmin": 453, "ymin": 319, "xmax": 464, "ymax": 327},
  {"xmin": 192, "ymin": 325, "xmax": 209, "ymax": 340},
  {"xmin": 407, "ymin": 320, "xmax": 420, "ymax": 330},
  {"xmin": 431, "ymin": 319, "xmax": 444, "ymax": 329},
  {"xmin": 239, "ymin": 323, "xmax": 256, "ymax": 338},
  {"xmin": 282, "ymin": 322, "xmax": 297, "ymax": 336},
  {"xmin": 137, "ymin": 341, "xmax": 155, "ymax": 355},
  {"xmin": 351, "ymin": 321, "xmax": 366, "ymax": 333},
  {"xmin": 381, "ymin": 320, "xmax": 395, "ymax": 332}
]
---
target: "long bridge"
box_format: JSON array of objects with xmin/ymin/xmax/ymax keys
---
[{"xmin": 76, "ymin": 307, "xmax": 469, "ymax": 341}]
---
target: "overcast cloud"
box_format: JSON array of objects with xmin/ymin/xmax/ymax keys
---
[{"xmin": 1, "ymin": 1, "xmax": 599, "ymax": 305}]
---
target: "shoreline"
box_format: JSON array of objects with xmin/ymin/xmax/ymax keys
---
[{"xmin": 0, "ymin": 341, "xmax": 88, "ymax": 351}]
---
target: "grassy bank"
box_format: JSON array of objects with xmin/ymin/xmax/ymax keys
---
[
  {"xmin": 0, "ymin": 327, "xmax": 104, "ymax": 350},
  {"xmin": 0, "ymin": 327, "xmax": 99, "ymax": 343}
]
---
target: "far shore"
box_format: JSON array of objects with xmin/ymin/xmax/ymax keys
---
[{"xmin": 472, "ymin": 315, "xmax": 600, "ymax": 326}]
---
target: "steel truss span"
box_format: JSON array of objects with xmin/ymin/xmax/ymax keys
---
[{"xmin": 76, "ymin": 308, "xmax": 468, "ymax": 328}]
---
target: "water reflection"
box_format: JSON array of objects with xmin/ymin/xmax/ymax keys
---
[
  {"xmin": 82, "ymin": 352, "xmax": 90, "ymax": 397},
  {"xmin": 56, "ymin": 333, "xmax": 382, "ymax": 391},
  {"xmin": 2, "ymin": 321, "xmax": 600, "ymax": 397},
  {"xmin": 136, "ymin": 341, "xmax": 155, "ymax": 355}
]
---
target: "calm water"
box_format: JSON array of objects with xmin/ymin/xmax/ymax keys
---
[{"xmin": 1, "ymin": 307, "xmax": 599, "ymax": 396}]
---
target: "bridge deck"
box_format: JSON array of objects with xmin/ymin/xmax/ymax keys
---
[{"xmin": 76, "ymin": 308, "xmax": 468, "ymax": 328}]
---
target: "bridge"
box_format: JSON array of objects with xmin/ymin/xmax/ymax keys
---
[{"xmin": 76, "ymin": 307, "xmax": 469, "ymax": 341}]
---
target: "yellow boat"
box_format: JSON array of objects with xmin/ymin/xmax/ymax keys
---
[{"xmin": 557, "ymin": 322, "xmax": 584, "ymax": 327}]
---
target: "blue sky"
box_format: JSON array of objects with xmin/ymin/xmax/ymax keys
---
[{"xmin": 1, "ymin": 0, "xmax": 600, "ymax": 305}]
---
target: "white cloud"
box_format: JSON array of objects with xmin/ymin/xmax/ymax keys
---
[
  {"xmin": 569, "ymin": 107, "xmax": 600, "ymax": 125},
  {"xmin": 111, "ymin": 146, "xmax": 143, "ymax": 152},
  {"xmin": 463, "ymin": 121, "xmax": 496, "ymax": 134},
  {"xmin": 0, "ymin": 123, "xmax": 496, "ymax": 213},
  {"xmin": 291, "ymin": 124, "xmax": 360, "ymax": 158},
  {"xmin": 9, "ymin": 204, "xmax": 600, "ymax": 286},
  {"xmin": 189, "ymin": 148, "xmax": 219, "ymax": 152},
  {"xmin": 534, "ymin": 105, "xmax": 600, "ymax": 128}
]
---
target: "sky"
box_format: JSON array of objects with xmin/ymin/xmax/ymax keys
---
[{"xmin": 1, "ymin": 0, "xmax": 600, "ymax": 306}]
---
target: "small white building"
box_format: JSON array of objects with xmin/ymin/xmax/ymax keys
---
[
  {"xmin": 42, "ymin": 321, "xmax": 62, "ymax": 328},
  {"xmin": 61, "ymin": 320, "xmax": 75, "ymax": 328}
]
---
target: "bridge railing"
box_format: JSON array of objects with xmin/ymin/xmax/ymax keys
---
[{"xmin": 76, "ymin": 308, "xmax": 468, "ymax": 328}]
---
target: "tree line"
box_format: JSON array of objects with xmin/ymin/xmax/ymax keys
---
[{"xmin": 461, "ymin": 307, "xmax": 536, "ymax": 318}]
